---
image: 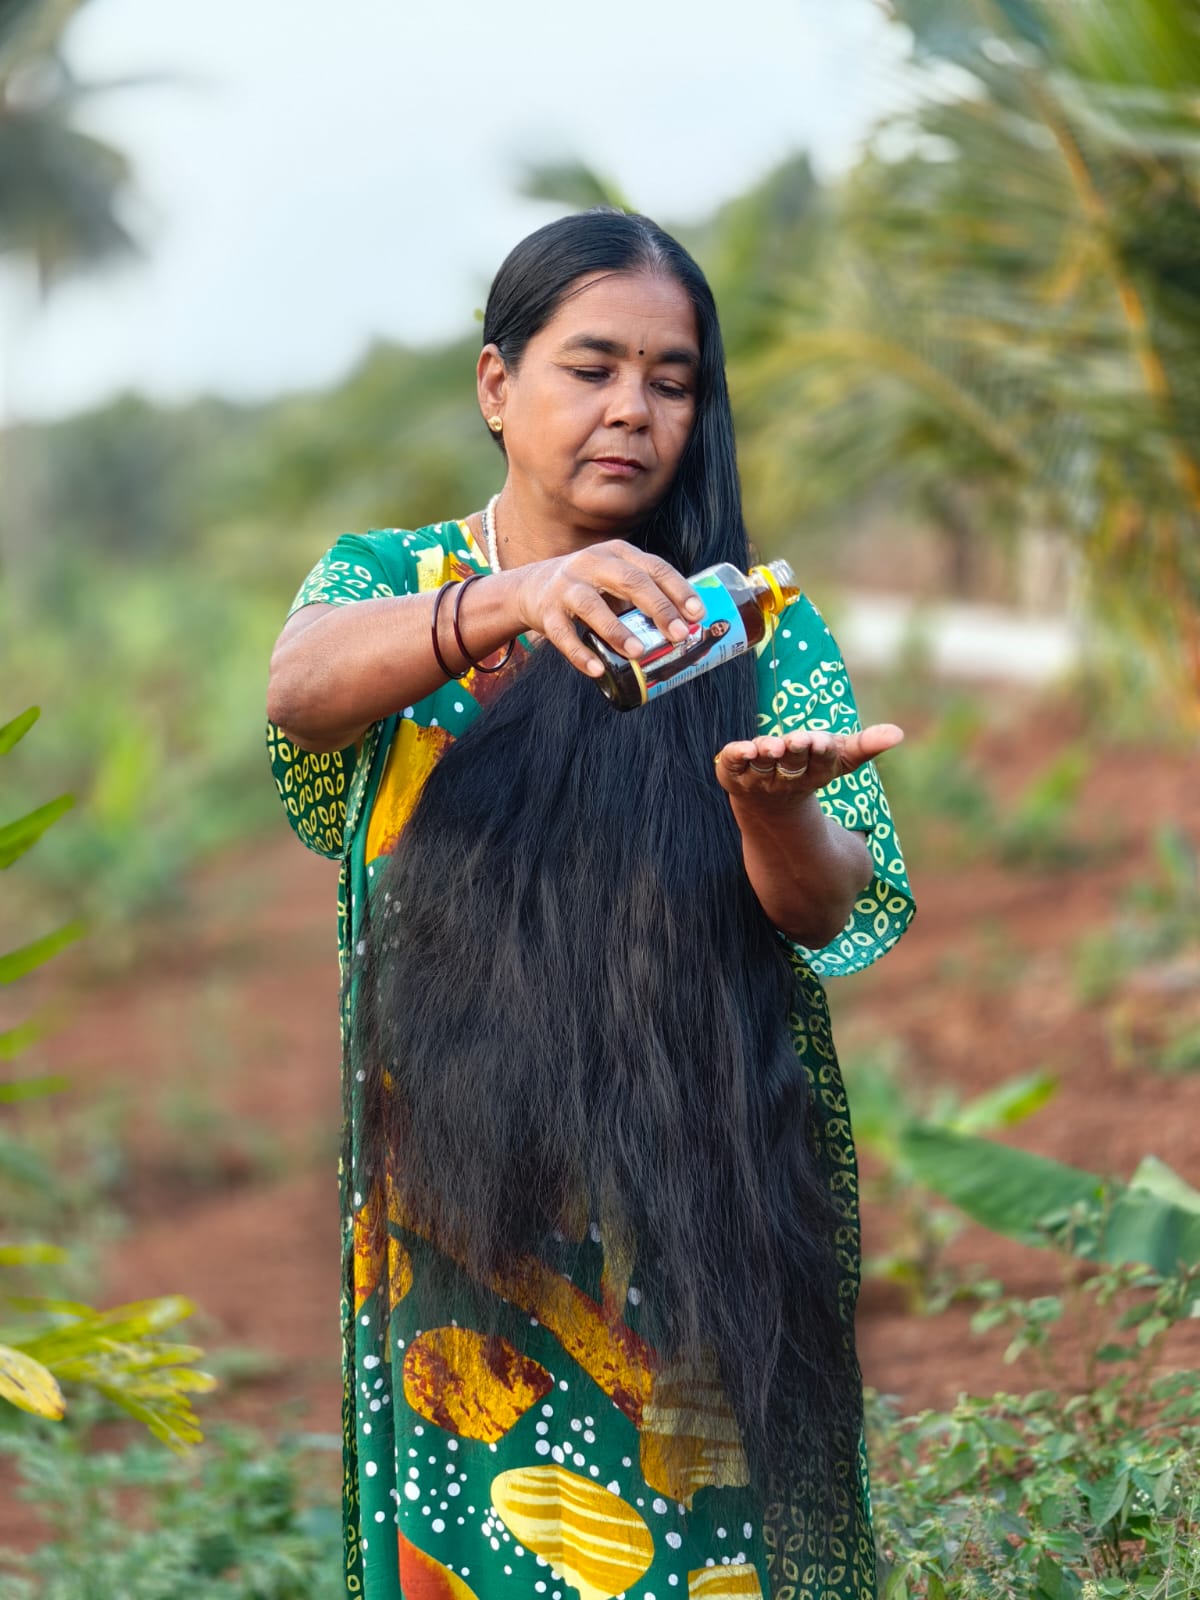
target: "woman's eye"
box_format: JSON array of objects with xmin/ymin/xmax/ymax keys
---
[{"xmin": 566, "ymin": 367, "xmax": 690, "ymax": 399}]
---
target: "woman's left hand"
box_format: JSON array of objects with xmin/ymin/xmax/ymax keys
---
[{"xmin": 714, "ymin": 726, "xmax": 904, "ymax": 810}]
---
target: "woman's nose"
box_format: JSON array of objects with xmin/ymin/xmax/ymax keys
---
[{"xmin": 603, "ymin": 374, "xmax": 652, "ymax": 429}]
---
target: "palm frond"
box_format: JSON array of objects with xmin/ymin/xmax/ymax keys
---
[
  {"xmin": 518, "ymin": 159, "xmax": 633, "ymax": 214},
  {"xmin": 733, "ymin": 0, "xmax": 1199, "ymax": 700}
]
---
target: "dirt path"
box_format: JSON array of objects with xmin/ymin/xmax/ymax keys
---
[{"xmin": 8, "ymin": 711, "xmax": 1200, "ymax": 1537}]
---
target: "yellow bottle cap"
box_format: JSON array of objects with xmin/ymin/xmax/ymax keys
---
[{"xmin": 749, "ymin": 563, "xmax": 786, "ymax": 616}]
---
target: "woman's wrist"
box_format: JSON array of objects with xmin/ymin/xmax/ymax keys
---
[
  {"xmin": 269, "ymin": 575, "xmax": 526, "ymax": 753},
  {"xmin": 451, "ymin": 568, "xmax": 528, "ymax": 666},
  {"xmin": 730, "ymin": 792, "xmax": 871, "ymax": 946}
]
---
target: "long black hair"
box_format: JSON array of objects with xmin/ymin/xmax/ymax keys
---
[{"xmin": 355, "ymin": 211, "xmax": 865, "ymax": 1580}]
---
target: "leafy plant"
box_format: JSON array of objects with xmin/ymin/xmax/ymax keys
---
[
  {"xmin": 1155, "ymin": 1021, "xmax": 1200, "ymax": 1076},
  {"xmin": 0, "ymin": 576, "xmax": 287, "ymax": 950},
  {"xmin": 901, "ymin": 1125, "xmax": 1200, "ymax": 1282},
  {"xmin": 0, "ymin": 1413, "xmax": 341, "ymax": 1599},
  {"xmin": 1127, "ymin": 826, "xmax": 1200, "ymax": 941},
  {"xmin": 994, "ymin": 747, "xmax": 1092, "ymax": 869},
  {"xmin": 870, "ymin": 694, "xmax": 1096, "ymax": 875},
  {"xmin": 864, "ymin": 698, "xmax": 993, "ymax": 863},
  {"xmin": 1074, "ymin": 825, "xmax": 1200, "ymax": 1003},
  {"xmin": 1070, "ymin": 825, "xmax": 1200, "ymax": 1077},
  {"xmin": 1, "ymin": 705, "xmax": 213, "ymax": 1444},
  {"xmin": 846, "ymin": 1046, "xmax": 1056, "ymax": 1310},
  {"xmin": 869, "ymin": 1240, "xmax": 1200, "ymax": 1599}
]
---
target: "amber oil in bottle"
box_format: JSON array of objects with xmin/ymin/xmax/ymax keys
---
[{"xmin": 583, "ymin": 559, "xmax": 799, "ymax": 710}]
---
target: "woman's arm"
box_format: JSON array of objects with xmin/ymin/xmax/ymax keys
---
[
  {"xmin": 267, "ymin": 572, "xmax": 527, "ymax": 752},
  {"xmin": 731, "ymin": 793, "xmax": 873, "ymax": 947},
  {"xmin": 267, "ymin": 542, "xmax": 705, "ymax": 754},
  {"xmin": 715, "ymin": 727, "xmax": 904, "ymax": 948}
]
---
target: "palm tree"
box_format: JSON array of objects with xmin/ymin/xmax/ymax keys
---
[
  {"xmin": 0, "ymin": 0, "xmax": 142, "ymax": 604},
  {"xmin": 0, "ymin": 0, "xmax": 138, "ymax": 289},
  {"xmin": 519, "ymin": 159, "xmax": 634, "ymax": 214},
  {"xmin": 734, "ymin": 0, "xmax": 1200, "ymax": 701}
]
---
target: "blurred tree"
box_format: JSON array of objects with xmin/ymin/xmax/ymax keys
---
[
  {"xmin": 0, "ymin": 0, "xmax": 144, "ymax": 606},
  {"xmin": 734, "ymin": 0, "xmax": 1200, "ymax": 701},
  {"xmin": 687, "ymin": 153, "xmax": 828, "ymax": 356},
  {"xmin": 518, "ymin": 159, "xmax": 634, "ymax": 213},
  {"xmin": 517, "ymin": 151, "xmax": 828, "ymax": 361},
  {"xmin": 0, "ymin": 0, "xmax": 138, "ymax": 292}
]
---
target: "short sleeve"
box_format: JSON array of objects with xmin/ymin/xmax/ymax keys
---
[
  {"xmin": 267, "ymin": 528, "xmax": 441, "ymax": 860},
  {"xmin": 286, "ymin": 535, "xmax": 403, "ymax": 616},
  {"xmin": 754, "ymin": 594, "xmax": 915, "ymax": 977}
]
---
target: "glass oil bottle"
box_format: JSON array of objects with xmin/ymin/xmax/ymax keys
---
[{"xmin": 581, "ymin": 559, "xmax": 799, "ymax": 711}]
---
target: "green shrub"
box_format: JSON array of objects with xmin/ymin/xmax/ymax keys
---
[
  {"xmin": 1, "ymin": 706, "xmax": 213, "ymax": 1442},
  {"xmin": 869, "ymin": 697, "xmax": 1095, "ymax": 875},
  {"xmin": 0, "ymin": 575, "xmax": 283, "ymax": 953},
  {"xmin": 1072, "ymin": 826, "xmax": 1200, "ymax": 1010},
  {"xmin": 844, "ymin": 1048, "xmax": 1056, "ymax": 1312},
  {"xmin": 0, "ymin": 1415, "xmax": 341, "ymax": 1599},
  {"xmin": 994, "ymin": 748, "xmax": 1092, "ymax": 870},
  {"xmin": 871, "ymin": 1111, "xmax": 1200, "ymax": 1592},
  {"xmin": 870, "ymin": 1253, "xmax": 1200, "ymax": 1599}
]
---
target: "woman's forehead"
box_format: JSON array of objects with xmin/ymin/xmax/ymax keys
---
[{"xmin": 543, "ymin": 270, "xmax": 699, "ymax": 354}]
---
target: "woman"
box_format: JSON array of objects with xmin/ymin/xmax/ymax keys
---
[{"xmin": 267, "ymin": 210, "xmax": 913, "ymax": 1600}]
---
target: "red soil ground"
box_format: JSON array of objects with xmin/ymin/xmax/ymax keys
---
[{"xmin": 4, "ymin": 699, "xmax": 1199, "ymax": 1544}]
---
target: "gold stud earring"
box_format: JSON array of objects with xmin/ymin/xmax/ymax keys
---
[{"xmin": 487, "ymin": 415, "xmax": 503, "ymax": 434}]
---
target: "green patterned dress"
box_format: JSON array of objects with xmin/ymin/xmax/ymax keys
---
[{"xmin": 267, "ymin": 521, "xmax": 914, "ymax": 1600}]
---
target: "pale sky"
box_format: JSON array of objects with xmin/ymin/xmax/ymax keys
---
[{"xmin": 5, "ymin": 0, "xmax": 910, "ymax": 419}]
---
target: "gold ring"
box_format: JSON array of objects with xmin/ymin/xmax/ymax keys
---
[{"xmin": 777, "ymin": 763, "xmax": 810, "ymax": 780}]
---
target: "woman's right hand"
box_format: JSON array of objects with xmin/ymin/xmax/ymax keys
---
[{"xmin": 512, "ymin": 540, "xmax": 707, "ymax": 678}]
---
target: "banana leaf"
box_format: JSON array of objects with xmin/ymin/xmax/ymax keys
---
[
  {"xmin": 950, "ymin": 1069, "xmax": 1058, "ymax": 1134},
  {"xmin": 0, "ymin": 1242, "xmax": 67, "ymax": 1266},
  {"xmin": 900, "ymin": 1125, "xmax": 1200, "ymax": 1277}
]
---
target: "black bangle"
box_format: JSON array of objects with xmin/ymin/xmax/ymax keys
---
[
  {"xmin": 431, "ymin": 579, "xmax": 461, "ymax": 680},
  {"xmin": 452, "ymin": 573, "xmax": 515, "ymax": 674}
]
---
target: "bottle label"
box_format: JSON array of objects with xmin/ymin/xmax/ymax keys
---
[{"xmin": 620, "ymin": 572, "xmax": 749, "ymax": 703}]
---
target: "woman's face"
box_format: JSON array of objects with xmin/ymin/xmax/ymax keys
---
[{"xmin": 479, "ymin": 269, "xmax": 700, "ymax": 533}]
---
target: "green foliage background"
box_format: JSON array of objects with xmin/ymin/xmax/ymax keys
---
[{"xmin": 2, "ymin": 1, "xmax": 1199, "ymax": 1591}]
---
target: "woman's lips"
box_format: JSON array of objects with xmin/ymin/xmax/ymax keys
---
[{"xmin": 591, "ymin": 457, "xmax": 645, "ymax": 476}]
